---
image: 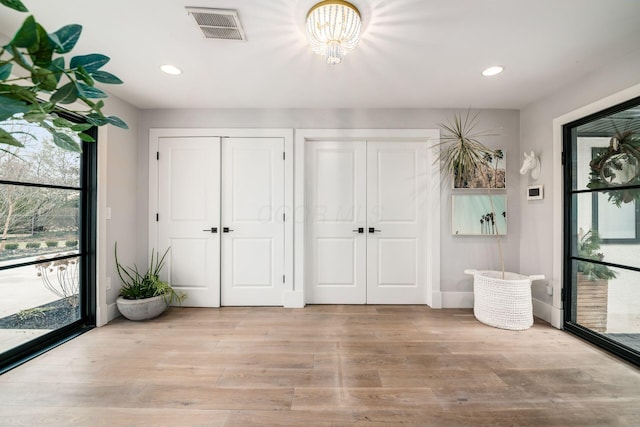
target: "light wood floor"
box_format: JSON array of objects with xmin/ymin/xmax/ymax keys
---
[{"xmin": 1, "ymin": 305, "xmax": 639, "ymax": 426}]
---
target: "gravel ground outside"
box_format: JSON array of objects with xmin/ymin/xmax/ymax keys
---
[{"xmin": 0, "ymin": 297, "xmax": 80, "ymax": 330}]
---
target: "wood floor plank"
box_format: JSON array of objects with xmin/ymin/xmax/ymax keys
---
[
  {"xmin": 0, "ymin": 407, "xmax": 231, "ymax": 427},
  {"xmin": 217, "ymin": 367, "xmax": 382, "ymax": 388},
  {"xmin": 1, "ymin": 305, "xmax": 639, "ymax": 426},
  {"xmin": 135, "ymin": 384, "xmax": 295, "ymax": 411},
  {"xmin": 291, "ymin": 387, "xmax": 440, "ymax": 410}
]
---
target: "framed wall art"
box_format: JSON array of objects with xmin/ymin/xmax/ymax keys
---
[
  {"xmin": 453, "ymin": 149, "xmax": 506, "ymax": 189},
  {"xmin": 452, "ymin": 194, "xmax": 507, "ymax": 235}
]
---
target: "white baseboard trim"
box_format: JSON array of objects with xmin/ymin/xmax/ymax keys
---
[
  {"xmin": 532, "ymin": 298, "xmax": 551, "ymax": 324},
  {"xmin": 441, "ymin": 292, "xmax": 474, "ymax": 309},
  {"xmin": 106, "ymin": 302, "xmax": 120, "ymax": 324},
  {"xmin": 283, "ymin": 291, "xmax": 305, "ymax": 308},
  {"xmin": 428, "ymin": 291, "xmax": 442, "ymax": 309},
  {"xmin": 550, "ymin": 306, "xmax": 564, "ymax": 330},
  {"xmin": 440, "ymin": 293, "xmax": 563, "ymax": 330},
  {"xmin": 531, "ymin": 298, "xmax": 563, "ymax": 330}
]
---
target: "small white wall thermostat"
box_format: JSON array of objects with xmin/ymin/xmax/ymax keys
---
[{"xmin": 527, "ymin": 184, "xmax": 544, "ymax": 200}]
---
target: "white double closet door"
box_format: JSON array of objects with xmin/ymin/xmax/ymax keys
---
[
  {"xmin": 156, "ymin": 136, "xmax": 284, "ymax": 307},
  {"xmin": 307, "ymin": 140, "xmax": 428, "ymax": 304}
]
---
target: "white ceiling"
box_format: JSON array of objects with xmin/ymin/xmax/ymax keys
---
[{"xmin": 1, "ymin": 0, "xmax": 640, "ymax": 110}]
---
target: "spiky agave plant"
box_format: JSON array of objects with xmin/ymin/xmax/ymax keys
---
[
  {"xmin": 437, "ymin": 109, "xmax": 505, "ymax": 277},
  {"xmin": 438, "ymin": 110, "xmax": 496, "ymax": 187},
  {"xmin": 114, "ymin": 243, "xmax": 185, "ymax": 305}
]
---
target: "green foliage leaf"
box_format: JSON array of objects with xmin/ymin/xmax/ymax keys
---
[
  {"xmin": 76, "ymin": 82, "xmax": 107, "ymax": 99},
  {"xmin": 0, "ymin": 62, "xmax": 13, "ymax": 80},
  {"xmin": 3, "ymin": 83, "xmax": 39, "ymax": 105},
  {"xmin": 39, "ymin": 101, "xmax": 54, "ymax": 112},
  {"xmin": 78, "ymin": 132, "xmax": 95, "ymax": 142},
  {"xmin": 22, "ymin": 111, "xmax": 47, "ymax": 122},
  {"xmin": 48, "ymin": 57, "xmax": 65, "ymax": 72},
  {"xmin": 52, "ymin": 116, "xmax": 74, "ymax": 129},
  {"xmin": 45, "ymin": 58, "xmax": 64, "ymax": 85},
  {"xmin": 0, "ymin": 0, "xmax": 28, "ymax": 12},
  {"xmin": 48, "ymin": 24, "xmax": 82, "ymax": 54},
  {"xmin": 50, "ymin": 130, "xmax": 82, "ymax": 152},
  {"xmin": 31, "ymin": 67, "xmax": 57, "ymax": 91},
  {"xmin": 1, "ymin": 7, "xmax": 130, "ymax": 152},
  {"xmin": 70, "ymin": 123, "xmax": 93, "ymax": 132},
  {"xmin": 85, "ymin": 113, "xmax": 108, "ymax": 126},
  {"xmin": 0, "ymin": 127, "xmax": 25, "ymax": 147},
  {"xmin": 0, "ymin": 94, "xmax": 29, "ymax": 120},
  {"xmin": 50, "ymin": 82, "xmax": 78, "ymax": 104},
  {"xmin": 27, "ymin": 22, "xmax": 54, "ymax": 67},
  {"xmin": 4, "ymin": 45, "xmax": 33, "ymax": 71},
  {"xmin": 10, "ymin": 15, "xmax": 37, "ymax": 48},
  {"xmin": 10, "ymin": 83, "xmax": 39, "ymax": 104},
  {"xmin": 74, "ymin": 65, "xmax": 94, "ymax": 86},
  {"xmin": 106, "ymin": 115, "xmax": 128, "ymax": 129},
  {"xmin": 70, "ymin": 53, "xmax": 109, "ymax": 72},
  {"xmin": 577, "ymin": 230, "xmax": 617, "ymax": 280},
  {"xmin": 91, "ymin": 70, "xmax": 123, "ymax": 85}
]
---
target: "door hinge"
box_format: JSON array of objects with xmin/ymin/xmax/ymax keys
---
[
  {"xmin": 283, "ymin": 151, "xmax": 285, "ymax": 160},
  {"xmin": 561, "ymin": 151, "xmax": 565, "ymax": 165},
  {"xmin": 283, "ymin": 213, "xmax": 285, "ymax": 222},
  {"xmin": 157, "ymin": 151, "xmax": 159, "ymax": 160},
  {"xmin": 282, "ymin": 275, "xmax": 285, "ymax": 283},
  {"xmin": 156, "ymin": 213, "xmax": 159, "ymax": 222}
]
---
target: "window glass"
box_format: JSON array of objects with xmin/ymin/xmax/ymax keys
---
[
  {"xmin": 0, "ymin": 116, "xmax": 93, "ymax": 371},
  {"xmin": 0, "ymin": 122, "xmax": 81, "ymax": 188},
  {"xmin": 565, "ymin": 98, "xmax": 640, "ymax": 364}
]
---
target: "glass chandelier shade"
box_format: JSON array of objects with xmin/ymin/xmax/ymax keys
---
[{"xmin": 305, "ymin": 0, "xmax": 362, "ymax": 64}]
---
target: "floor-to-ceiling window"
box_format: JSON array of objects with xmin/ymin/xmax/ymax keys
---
[
  {"xmin": 564, "ymin": 96, "xmax": 640, "ymax": 366},
  {"xmin": 0, "ymin": 113, "xmax": 96, "ymax": 373}
]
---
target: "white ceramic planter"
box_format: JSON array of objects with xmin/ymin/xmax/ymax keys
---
[{"xmin": 116, "ymin": 295, "xmax": 167, "ymax": 321}]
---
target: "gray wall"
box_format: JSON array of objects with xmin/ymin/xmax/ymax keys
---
[
  {"xmin": 139, "ymin": 108, "xmax": 520, "ymax": 299},
  {"xmin": 101, "ymin": 95, "xmax": 140, "ymax": 314},
  {"xmin": 519, "ymin": 47, "xmax": 640, "ymax": 305}
]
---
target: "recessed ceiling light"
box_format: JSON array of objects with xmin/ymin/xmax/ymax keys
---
[
  {"xmin": 482, "ymin": 66, "xmax": 504, "ymax": 77},
  {"xmin": 160, "ymin": 64, "xmax": 182, "ymax": 75}
]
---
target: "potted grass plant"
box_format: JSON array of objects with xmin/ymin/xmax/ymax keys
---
[
  {"xmin": 437, "ymin": 110, "xmax": 544, "ymax": 330},
  {"xmin": 115, "ymin": 243, "xmax": 185, "ymax": 321},
  {"xmin": 575, "ymin": 229, "xmax": 616, "ymax": 332}
]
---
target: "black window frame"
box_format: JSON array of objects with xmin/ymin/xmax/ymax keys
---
[
  {"xmin": 0, "ymin": 111, "xmax": 97, "ymax": 374},
  {"xmin": 562, "ymin": 95, "xmax": 640, "ymax": 367}
]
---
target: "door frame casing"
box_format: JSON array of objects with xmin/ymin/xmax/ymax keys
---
[
  {"xmin": 551, "ymin": 83, "xmax": 640, "ymax": 329},
  {"xmin": 149, "ymin": 128, "xmax": 294, "ymax": 307},
  {"xmin": 294, "ymin": 129, "xmax": 441, "ymax": 308}
]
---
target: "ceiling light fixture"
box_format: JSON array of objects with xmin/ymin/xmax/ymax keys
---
[
  {"xmin": 160, "ymin": 64, "xmax": 182, "ymax": 75},
  {"xmin": 482, "ymin": 66, "xmax": 504, "ymax": 77},
  {"xmin": 305, "ymin": 0, "xmax": 362, "ymax": 65}
]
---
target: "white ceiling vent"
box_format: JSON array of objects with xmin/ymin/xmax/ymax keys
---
[{"xmin": 186, "ymin": 7, "xmax": 247, "ymax": 41}]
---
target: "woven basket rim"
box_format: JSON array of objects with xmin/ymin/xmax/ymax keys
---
[{"xmin": 474, "ymin": 270, "xmax": 532, "ymax": 284}]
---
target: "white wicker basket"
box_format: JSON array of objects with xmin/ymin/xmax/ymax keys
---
[{"xmin": 464, "ymin": 270, "xmax": 545, "ymax": 331}]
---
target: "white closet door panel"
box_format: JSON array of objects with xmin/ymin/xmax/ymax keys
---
[
  {"xmin": 306, "ymin": 141, "xmax": 367, "ymax": 304},
  {"xmin": 316, "ymin": 238, "xmax": 355, "ymax": 284},
  {"xmin": 231, "ymin": 238, "xmax": 273, "ymax": 286},
  {"xmin": 158, "ymin": 137, "xmax": 221, "ymax": 307},
  {"xmin": 367, "ymin": 141, "xmax": 427, "ymax": 304},
  {"xmin": 221, "ymin": 138, "xmax": 285, "ymax": 306}
]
